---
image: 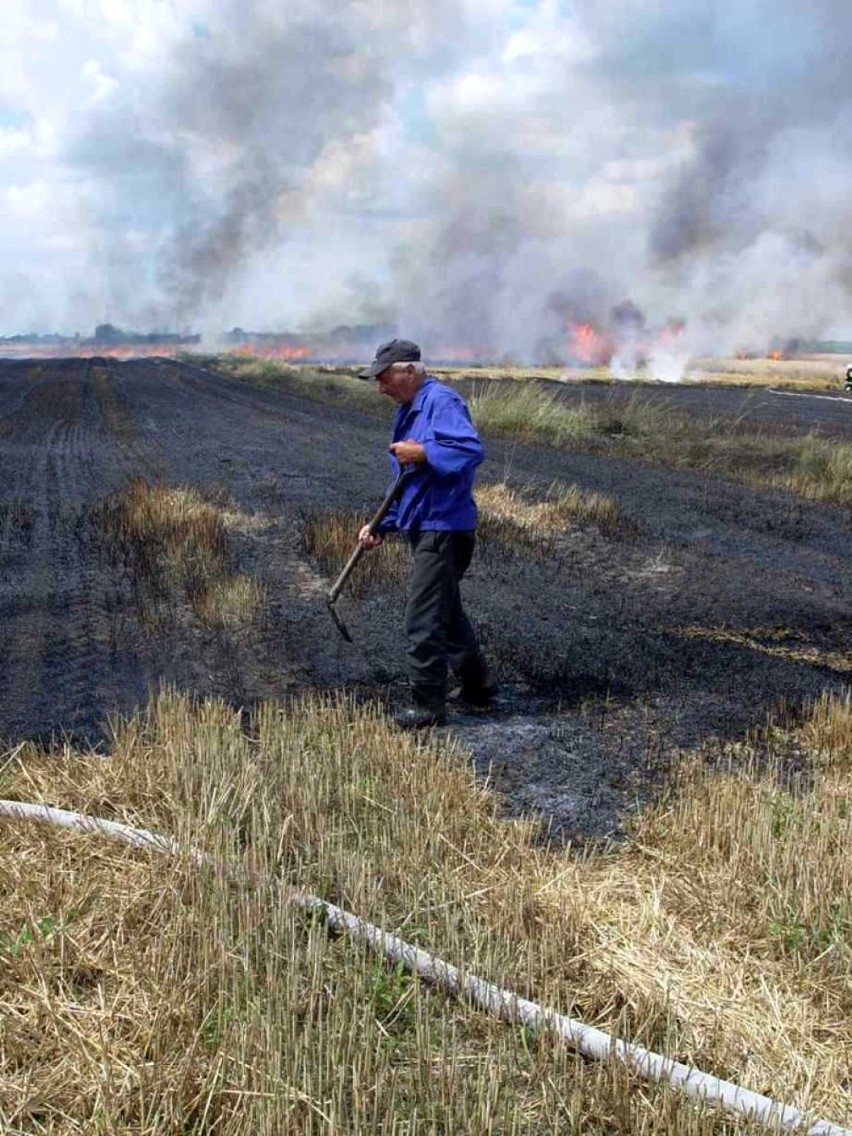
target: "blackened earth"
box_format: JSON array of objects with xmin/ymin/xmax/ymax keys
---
[{"xmin": 1, "ymin": 357, "xmax": 850, "ymax": 842}]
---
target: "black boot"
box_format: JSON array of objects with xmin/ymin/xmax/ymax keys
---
[
  {"xmin": 393, "ymin": 687, "xmax": 447, "ymax": 730},
  {"xmin": 459, "ymin": 680, "xmax": 499, "ymax": 708},
  {"xmin": 453, "ymin": 659, "xmax": 499, "ymax": 708},
  {"xmin": 392, "ymin": 705, "xmax": 447, "ymax": 730}
]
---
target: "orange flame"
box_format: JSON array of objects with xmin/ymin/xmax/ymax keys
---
[
  {"xmin": 567, "ymin": 322, "xmax": 613, "ymax": 366},
  {"xmin": 230, "ymin": 343, "xmax": 311, "ymax": 361},
  {"xmin": 655, "ymin": 321, "xmax": 685, "ymax": 350},
  {"xmin": 0, "ymin": 343, "xmax": 189, "ymax": 360}
]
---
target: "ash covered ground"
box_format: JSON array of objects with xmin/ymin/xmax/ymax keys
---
[{"xmin": 1, "ymin": 357, "xmax": 850, "ymax": 841}]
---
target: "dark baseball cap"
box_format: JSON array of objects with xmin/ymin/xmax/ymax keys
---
[{"xmin": 359, "ymin": 337, "xmax": 421, "ymax": 378}]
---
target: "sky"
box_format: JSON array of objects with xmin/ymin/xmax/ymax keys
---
[{"xmin": 1, "ymin": 0, "xmax": 851, "ymax": 359}]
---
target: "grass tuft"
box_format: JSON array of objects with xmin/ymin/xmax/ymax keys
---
[
  {"xmin": 469, "ymin": 381, "xmax": 599, "ymax": 446},
  {"xmin": 98, "ymin": 479, "xmax": 267, "ymax": 628},
  {"xmin": 302, "ymin": 509, "xmax": 408, "ymax": 597},
  {"xmin": 302, "ymin": 480, "xmax": 623, "ymax": 596},
  {"xmin": 477, "ymin": 480, "xmax": 622, "ymax": 543}
]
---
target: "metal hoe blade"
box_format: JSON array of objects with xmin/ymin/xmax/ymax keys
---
[
  {"xmin": 327, "ymin": 597, "xmax": 353, "ymax": 643},
  {"xmin": 325, "ymin": 467, "xmax": 411, "ymax": 643}
]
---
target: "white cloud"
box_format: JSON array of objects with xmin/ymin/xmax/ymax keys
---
[
  {"xmin": 0, "ymin": 129, "xmax": 30, "ymax": 161},
  {"xmin": 81, "ymin": 60, "xmax": 120, "ymax": 103}
]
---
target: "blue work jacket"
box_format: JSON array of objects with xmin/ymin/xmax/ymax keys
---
[{"xmin": 379, "ymin": 377, "xmax": 484, "ymax": 534}]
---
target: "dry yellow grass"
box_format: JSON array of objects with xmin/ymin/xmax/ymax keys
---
[
  {"xmin": 98, "ymin": 480, "xmax": 267, "ymax": 629},
  {"xmin": 676, "ymin": 625, "xmax": 852, "ymax": 675},
  {"xmin": 302, "ymin": 479, "xmax": 623, "ymax": 597},
  {"xmin": 435, "ymin": 356, "xmax": 849, "ymax": 392},
  {"xmin": 302, "ymin": 509, "xmax": 408, "ymax": 598},
  {"xmin": 688, "ymin": 356, "xmax": 848, "ymax": 391},
  {"xmin": 1, "ymin": 688, "xmax": 851, "ymax": 1131},
  {"xmin": 477, "ymin": 481, "xmax": 622, "ymax": 541},
  {"xmin": 430, "ymin": 356, "xmax": 848, "ymax": 392}
]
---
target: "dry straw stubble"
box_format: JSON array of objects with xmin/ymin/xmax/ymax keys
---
[
  {"xmin": 2, "ymin": 688, "xmax": 852, "ymax": 1132},
  {"xmin": 302, "ymin": 478, "xmax": 623, "ymax": 599},
  {"xmin": 98, "ymin": 479, "xmax": 267, "ymax": 629}
]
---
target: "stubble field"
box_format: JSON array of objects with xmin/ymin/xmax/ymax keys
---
[{"xmin": 1, "ymin": 355, "xmax": 851, "ymax": 1133}]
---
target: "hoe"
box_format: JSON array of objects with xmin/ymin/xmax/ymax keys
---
[{"xmin": 327, "ymin": 467, "xmax": 411, "ymax": 642}]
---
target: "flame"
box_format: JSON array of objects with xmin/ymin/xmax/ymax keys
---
[
  {"xmin": 655, "ymin": 320, "xmax": 684, "ymax": 350},
  {"xmin": 231, "ymin": 343, "xmax": 311, "ymax": 361},
  {"xmin": 566, "ymin": 322, "xmax": 613, "ymax": 366},
  {"xmin": 228, "ymin": 339, "xmax": 499, "ymax": 366},
  {"xmin": 1, "ymin": 314, "xmax": 804, "ymax": 373},
  {"xmin": 0, "ymin": 342, "xmax": 189, "ymax": 360},
  {"xmin": 737, "ymin": 346, "xmax": 787, "ymax": 362}
]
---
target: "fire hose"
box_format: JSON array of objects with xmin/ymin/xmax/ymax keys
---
[{"xmin": 1, "ymin": 797, "xmax": 850, "ymax": 1136}]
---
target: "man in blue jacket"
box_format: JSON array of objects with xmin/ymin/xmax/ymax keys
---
[{"xmin": 358, "ymin": 338, "xmax": 496, "ymax": 729}]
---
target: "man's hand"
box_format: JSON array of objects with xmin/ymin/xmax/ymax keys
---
[
  {"xmin": 390, "ymin": 440, "xmax": 426, "ymax": 465},
  {"xmin": 359, "ymin": 524, "xmax": 384, "ymax": 550}
]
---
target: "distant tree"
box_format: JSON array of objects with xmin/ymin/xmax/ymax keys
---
[{"xmin": 94, "ymin": 323, "xmax": 122, "ymax": 344}]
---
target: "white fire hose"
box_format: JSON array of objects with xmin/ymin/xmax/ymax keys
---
[{"xmin": 1, "ymin": 798, "xmax": 849, "ymax": 1136}]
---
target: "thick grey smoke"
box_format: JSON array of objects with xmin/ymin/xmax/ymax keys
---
[
  {"xmin": 390, "ymin": 0, "xmax": 852, "ymax": 361},
  {"xmin": 67, "ymin": 0, "xmax": 398, "ymax": 326},
  {"xmin": 7, "ymin": 0, "xmax": 852, "ymax": 358}
]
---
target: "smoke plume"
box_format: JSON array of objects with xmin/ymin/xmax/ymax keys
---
[{"xmin": 2, "ymin": 0, "xmax": 852, "ymax": 360}]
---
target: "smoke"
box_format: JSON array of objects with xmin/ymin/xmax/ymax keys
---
[
  {"xmin": 2, "ymin": 0, "xmax": 852, "ymax": 359},
  {"xmin": 63, "ymin": 0, "xmax": 398, "ymax": 326},
  {"xmin": 388, "ymin": 0, "xmax": 852, "ymax": 363}
]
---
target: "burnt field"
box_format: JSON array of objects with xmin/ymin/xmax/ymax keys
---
[{"xmin": 2, "ymin": 355, "xmax": 851, "ymax": 840}]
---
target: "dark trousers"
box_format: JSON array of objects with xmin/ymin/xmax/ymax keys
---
[{"xmin": 404, "ymin": 530, "xmax": 487, "ymax": 710}]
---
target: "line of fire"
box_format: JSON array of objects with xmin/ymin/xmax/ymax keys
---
[{"xmin": 1, "ymin": 315, "xmax": 848, "ymax": 368}]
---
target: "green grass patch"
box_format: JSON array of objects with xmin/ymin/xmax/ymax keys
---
[{"xmin": 469, "ymin": 382, "xmax": 852, "ymax": 507}]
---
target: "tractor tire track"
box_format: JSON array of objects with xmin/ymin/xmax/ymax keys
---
[{"xmin": 0, "ymin": 361, "xmax": 149, "ymax": 743}]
